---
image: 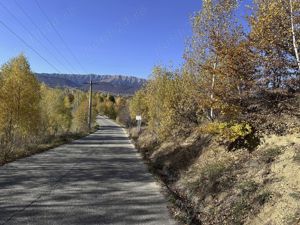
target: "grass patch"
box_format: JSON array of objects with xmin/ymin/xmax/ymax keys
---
[
  {"xmin": 285, "ymin": 210, "xmax": 300, "ymax": 225},
  {"xmin": 191, "ymin": 161, "xmax": 234, "ymax": 198},
  {"xmin": 293, "ymin": 149, "xmax": 300, "ymax": 163},
  {"xmin": 201, "ymin": 162, "xmax": 227, "ymax": 183},
  {"xmin": 261, "ymin": 147, "xmax": 282, "ymax": 163},
  {"xmin": 230, "ymin": 189, "xmax": 272, "ymax": 224},
  {"xmin": 289, "ymin": 192, "xmax": 300, "ymax": 200},
  {"xmin": 256, "ymin": 191, "xmax": 272, "ymax": 205},
  {"xmin": 238, "ymin": 180, "xmax": 259, "ymax": 196},
  {"xmin": 232, "ymin": 198, "xmax": 252, "ymax": 225}
]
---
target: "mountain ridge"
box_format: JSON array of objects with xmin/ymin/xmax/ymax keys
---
[{"xmin": 35, "ymin": 73, "xmax": 147, "ymax": 95}]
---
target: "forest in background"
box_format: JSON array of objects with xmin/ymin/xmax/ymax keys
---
[{"xmin": 0, "ymin": 54, "xmax": 130, "ymax": 164}]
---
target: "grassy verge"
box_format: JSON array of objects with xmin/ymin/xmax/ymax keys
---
[
  {"xmin": 0, "ymin": 132, "xmax": 90, "ymax": 166},
  {"xmin": 130, "ymin": 126, "xmax": 300, "ymax": 225}
]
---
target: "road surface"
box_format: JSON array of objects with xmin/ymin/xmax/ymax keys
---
[{"xmin": 0, "ymin": 116, "xmax": 175, "ymax": 225}]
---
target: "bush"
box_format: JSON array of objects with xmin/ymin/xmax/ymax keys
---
[{"xmin": 200, "ymin": 122, "xmax": 252, "ymax": 143}]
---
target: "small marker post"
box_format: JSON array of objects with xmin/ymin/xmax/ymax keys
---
[{"xmin": 136, "ymin": 115, "xmax": 142, "ymax": 133}]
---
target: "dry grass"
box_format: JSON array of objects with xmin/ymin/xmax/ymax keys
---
[
  {"xmin": 133, "ymin": 116, "xmax": 300, "ymax": 225},
  {"xmin": 247, "ymin": 134, "xmax": 300, "ymax": 225},
  {"xmin": 0, "ymin": 132, "xmax": 89, "ymax": 166}
]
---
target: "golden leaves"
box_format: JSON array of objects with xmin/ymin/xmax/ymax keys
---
[{"xmin": 0, "ymin": 54, "xmax": 41, "ymax": 137}]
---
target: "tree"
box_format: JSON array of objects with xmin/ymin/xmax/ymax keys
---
[
  {"xmin": 107, "ymin": 94, "xmax": 115, "ymax": 103},
  {"xmin": 40, "ymin": 86, "xmax": 72, "ymax": 135},
  {"xmin": 249, "ymin": 0, "xmax": 300, "ymax": 88},
  {"xmin": 129, "ymin": 89, "xmax": 149, "ymax": 121},
  {"xmin": 72, "ymin": 98, "xmax": 89, "ymax": 132},
  {"xmin": 185, "ymin": 0, "xmax": 245, "ymax": 120},
  {"xmin": 104, "ymin": 100, "xmax": 116, "ymax": 119},
  {"xmin": 131, "ymin": 66, "xmax": 189, "ymax": 139},
  {"xmin": 72, "ymin": 92, "xmax": 97, "ymax": 132},
  {"xmin": 0, "ymin": 54, "xmax": 41, "ymax": 158},
  {"xmin": 289, "ymin": 0, "xmax": 300, "ymax": 71}
]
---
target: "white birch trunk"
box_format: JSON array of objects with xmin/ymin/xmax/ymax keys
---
[
  {"xmin": 290, "ymin": 0, "xmax": 300, "ymax": 71},
  {"xmin": 210, "ymin": 62, "xmax": 216, "ymax": 120}
]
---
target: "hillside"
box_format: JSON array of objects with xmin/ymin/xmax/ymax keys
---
[
  {"xmin": 35, "ymin": 73, "xmax": 147, "ymax": 95},
  {"xmin": 130, "ymin": 93, "xmax": 300, "ymax": 225}
]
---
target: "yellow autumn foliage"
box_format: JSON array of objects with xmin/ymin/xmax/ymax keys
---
[
  {"xmin": 200, "ymin": 122, "xmax": 252, "ymax": 142},
  {"xmin": 0, "ymin": 54, "xmax": 41, "ymax": 139}
]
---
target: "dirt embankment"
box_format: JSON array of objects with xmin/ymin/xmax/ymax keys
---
[{"xmin": 130, "ymin": 94, "xmax": 300, "ymax": 225}]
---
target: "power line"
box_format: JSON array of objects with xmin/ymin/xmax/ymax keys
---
[
  {"xmin": 0, "ymin": 19, "xmax": 61, "ymax": 73},
  {"xmin": 34, "ymin": 0, "xmax": 87, "ymax": 73},
  {"xmin": 13, "ymin": 0, "xmax": 78, "ymax": 74},
  {"xmin": 0, "ymin": 1, "xmax": 71, "ymax": 73}
]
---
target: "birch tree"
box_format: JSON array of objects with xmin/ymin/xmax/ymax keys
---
[
  {"xmin": 0, "ymin": 55, "xmax": 41, "ymax": 158},
  {"xmin": 289, "ymin": 0, "xmax": 300, "ymax": 71},
  {"xmin": 185, "ymin": 0, "xmax": 244, "ymax": 120},
  {"xmin": 40, "ymin": 86, "xmax": 72, "ymax": 135},
  {"xmin": 250, "ymin": 0, "xmax": 300, "ymax": 88}
]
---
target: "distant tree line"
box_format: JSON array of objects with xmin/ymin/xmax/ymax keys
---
[
  {"xmin": 130, "ymin": 0, "xmax": 300, "ymax": 141},
  {"xmin": 0, "ymin": 54, "xmax": 129, "ymax": 163}
]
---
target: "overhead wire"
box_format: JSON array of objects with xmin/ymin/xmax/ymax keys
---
[
  {"xmin": 0, "ymin": 1, "xmax": 74, "ymax": 73},
  {"xmin": 34, "ymin": 0, "xmax": 87, "ymax": 74},
  {"xmin": 0, "ymin": 19, "xmax": 61, "ymax": 73},
  {"xmin": 13, "ymin": 0, "xmax": 78, "ymax": 74}
]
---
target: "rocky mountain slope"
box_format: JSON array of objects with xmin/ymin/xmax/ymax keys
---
[{"xmin": 35, "ymin": 73, "xmax": 147, "ymax": 95}]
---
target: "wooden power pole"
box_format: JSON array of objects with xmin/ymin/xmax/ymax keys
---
[
  {"xmin": 85, "ymin": 76, "xmax": 104, "ymax": 131},
  {"xmin": 88, "ymin": 76, "xmax": 93, "ymax": 131}
]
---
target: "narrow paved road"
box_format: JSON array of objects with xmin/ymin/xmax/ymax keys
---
[{"xmin": 0, "ymin": 117, "xmax": 175, "ymax": 225}]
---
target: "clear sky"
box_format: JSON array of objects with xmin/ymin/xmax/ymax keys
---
[{"xmin": 0, "ymin": 0, "xmax": 251, "ymax": 78}]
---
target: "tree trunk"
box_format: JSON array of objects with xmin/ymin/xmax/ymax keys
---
[
  {"xmin": 210, "ymin": 61, "xmax": 217, "ymax": 120},
  {"xmin": 290, "ymin": 0, "xmax": 300, "ymax": 71}
]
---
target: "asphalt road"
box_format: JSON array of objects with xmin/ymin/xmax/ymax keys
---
[{"xmin": 0, "ymin": 116, "xmax": 175, "ymax": 225}]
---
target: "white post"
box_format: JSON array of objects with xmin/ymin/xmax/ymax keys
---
[{"xmin": 136, "ymin": 115, "xmax": 142, "ymax": 133}]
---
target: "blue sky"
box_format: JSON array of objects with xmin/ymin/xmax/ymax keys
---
[{"xmin": 0, "ymin": 0, "xmax": 251, "ymax": 78}]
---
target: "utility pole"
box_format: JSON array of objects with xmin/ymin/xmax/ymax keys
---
[
  {"xmin": 88, "ymin": 76, "xmax": 93, "ymax": 131},
  {"xmin": 85, "ymin": 76, "xmax": 103, "ymax": 131}
]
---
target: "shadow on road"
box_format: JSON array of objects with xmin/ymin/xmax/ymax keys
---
[{"xmin": 0, "ymin": 121, "xmax": 175, "ymax": 225}]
